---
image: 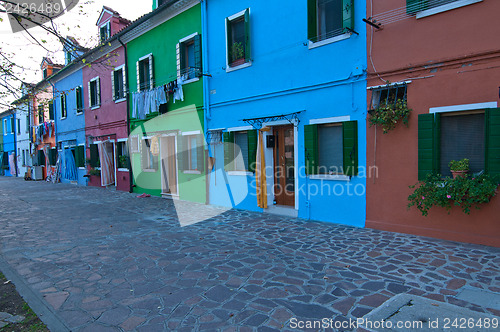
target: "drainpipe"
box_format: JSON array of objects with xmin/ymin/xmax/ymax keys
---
[
  {"xmin": 201, "ymin": 0, "xmax": 211, "ymax": 205},
  {"xmin": 118, "ymin": 36, "xmax": 133, "ymax": 193},
  {"xmin": 13, "ymin": 111, "xmax": 18, "ymax": 177},
  {"xmin": 48, "ymin": 79, "xmax": 57, "ymax": 150}
]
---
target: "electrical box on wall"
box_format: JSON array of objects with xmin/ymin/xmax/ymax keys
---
[{"xmin": 266, "ymin": 135, "xmax": 275, "ymax": 148}]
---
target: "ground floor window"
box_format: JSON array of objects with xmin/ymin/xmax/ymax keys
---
[{"xmin": 141, "ymin": 138, "xmax": 158, "ymax": 171}]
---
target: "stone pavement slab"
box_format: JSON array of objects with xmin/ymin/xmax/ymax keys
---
[{"xmin": 0, "ymin": 177, "xmax": 499, "ymax": 331}]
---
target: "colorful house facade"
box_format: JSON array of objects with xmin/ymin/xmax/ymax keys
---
[
  {"xmin": 124, "ymin": 0, "xmax": 206, "ymax": 202},
  {"xmin": 83, "ymin": 7, "xmax": 131, "ymax": 191},
  {"xmin": 365, "ymin": 0, "xmax": 500, "ymax": 246},
  {"xmin": 205, "ymin": 0, "xmax": 367, "ymax": 226},
  {"xmin": 12, "ymin": 83, "xmax": 34, "ymax": 178},
  {"xmin": 1, "ymin": 110, "xmax": 16, "ymax": 176}
]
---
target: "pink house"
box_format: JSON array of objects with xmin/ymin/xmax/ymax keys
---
[{"xmin": 83, "ymin": 7, "xmax": 131, "ymax": 191}]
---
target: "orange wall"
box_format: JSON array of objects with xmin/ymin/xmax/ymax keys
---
[{"xmin": 366, "ymin": 0, "xmax": 500, "ymax": 247}]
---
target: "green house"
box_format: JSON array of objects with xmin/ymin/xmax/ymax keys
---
[{"xmin": 127, "ymin": 0, "xmax": 205, "ymax": 203}]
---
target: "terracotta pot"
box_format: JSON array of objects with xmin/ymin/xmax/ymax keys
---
[{"xmin": 451, "ymin": 170, "xmax": 467, "ymax": 179}]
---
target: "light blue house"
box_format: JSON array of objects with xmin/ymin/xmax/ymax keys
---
[
  {"xmin": 49, "ymin": 37, "xmax": 87, "ymax": 185},
  {"xmin": 1, "ymin": 110, "xmax": 17, "ymax": 177},
  {"xmin": 204, "ymin": 0, "xmax": 367, "ymax": 227}
]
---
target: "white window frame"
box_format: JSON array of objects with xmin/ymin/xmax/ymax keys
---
[
  {"xmin": 225, "ymin": 9, "xmax": 252, "ymax": 73},
  {"xmin": 429, "ymin": 102, "xmax": 497, "ymax": 114},
  {"xmin": 112, "ymin": 65, "xmax": 127, "ymax": 103},
  {"xmin": 117, "ymin": 138, "xmax": 129, "ymax": 171},
  {"xmin": 60, "ymin": 93, "xmax": 67, "ymax": 120},
  {"xmin": 177, "ymin": 33, "xmax": 200, "ymax": 84},
  {"xmin": 130, "ymin": 135, "xmax": 140, "ymax": 153},
  {"xmin": 137, "ymin": 53, "xmax": 154, "ymax": 92},
  {"xmin": 78, "ymin": 143, "xmax": 86, "ymax": 169},
  {"xmin": 184, "ymin": 134, "xmax": 200, "ymax": 174},
  {"xmin": 75, "ymin": 86, "xmax": 84, "ymax": 115},
  {"xmin": 99, "ymin": 21, "xmax": 111, "ymax": 43},
  {"xmin": 141, "ymin": 137, "xmax": 157, "ymax": 172},
  {"xmin": 416, "ymin": 0, "xmax": 482, "ymax": 19},
  {"xmin": 89, "ymin": 77, "xmax": 101, "ymax": 110}
]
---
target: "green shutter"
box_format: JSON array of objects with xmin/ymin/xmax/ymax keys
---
[
  {"xmin": 196, "ymin": 134, "xmax": 205, "ymax": 172},
  {"xmin": 48, "ymin": 148, "xmax": 57, "ymax": 166},
  {"xmin": 223, "ymin": 131, "xmax": 235, "ymax": 171},
  {"xmin": 194, "ymin": 34, "xmax": 202, "ymax": 77},
  {"xmin": 90, "ymin": 144, "xmax": 99, "ymax": 168},
  {"xmin": 417, "ymin": 113, "xmax": 437, "ymax": 180},
  {"xmin": 342, "ymin": 0, "xmax": 354, "ymax": 31},
  {"xmin": 48, "ymin": 102, "xmax": 54, "ymax": 120},
  {"xmin": 304, "ymin": 124, "xmax": 318, "ymax": 175},
  {"xmin": 139, "ymin": 60, "xmax": 145, "ymax": 91},
  {"xmin": 244, "ymin": 8, "xmax": 251, "ymax": 61},
  {"xmin": 307, "ymin": 0, "xmax": 317, "ymax": 42},
  {"xmin": 406, "ymin": 0, "xmax": 427, "ymax": 15},
  {"xmin": 37, "ymin": 150, "xmax": 45, "ymax": 166},
  {"xmin": 75, "ymin": 146, "xmax": 84, "ymax": 168},
  {"xmin": 178, "ymin": 135, "xmax": 187, "ymax": 171},
  {"xmin": 226, "ymin": 18, "xmax": 232, "ymax": 63},
  {"xmin": 485, "ymin": 108, "xmax": 500, "ymax": 178},
  {"xmin": 247, "ymin": 130, "xmax": 258, "ymax": 173},
  {"xmin": 342, "ymin": 120, "xmax": 358, "ymax": 176}
]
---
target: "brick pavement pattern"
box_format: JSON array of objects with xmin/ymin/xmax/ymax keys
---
[{"xmin": 0, "ymin": 177, "xmax": 499, "ymax": 331}]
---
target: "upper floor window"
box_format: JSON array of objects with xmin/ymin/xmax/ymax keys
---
[
  {"xmin": 48, "ymin": 101, "xmax": 54, "ymax": 120},
  {"xmin": 60, "ymin": 94, "xmax": 67, "ymax": 119},
  {"xmin": 370, "ymin": 84, "xmax": 407, "ymax": 110},
  {"xmin": 226, "ymin": 9, "xmax": 251, "ymax": 69},
  {"xmin": 112, "ymin": 66, "xmax": 126, "ymax": 101},
  {"xmin": 308, "ymin": 0, "xmax": 354, "ymax": 43},
  {"xmin": 17, "ymin": 118, "xmax": 21, "ymax": 134},
  {"xmin": 100, "ymin": 22, "xmax": 110, "ymax": 43},
  {"xmin": 43, "ymin": 68, "xmax": 48, "ymax": 79},
  {"xmin": 38, "ymin": 105, "xmax": 44, "ymax": 124},
  {"xmin": 89, "ymin": 77, "xmax": 101, "ymax": 109},
  {"xmin": 406, "ymin": 0, "xmax": 482, "ymax": 16},
  {"xmin": 137, "ymin": 54, "xmax": 153, "ymax": 91},
  {"xmin": 76, "ymin": 86, "xmax": 84, "ymax": 114},
  {"xmin": 177, "ymin": 33, "xmax": 202, "ymax": 80}
]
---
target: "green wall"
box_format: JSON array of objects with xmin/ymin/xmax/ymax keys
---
[{"xmin": 127, "ymin": 4, "xmax": 205, "ymax": 203}]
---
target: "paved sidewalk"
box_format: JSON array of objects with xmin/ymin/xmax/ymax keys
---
[{"xmin": 0, "ymin": 177, "xmax": 499, "ymax": 331}]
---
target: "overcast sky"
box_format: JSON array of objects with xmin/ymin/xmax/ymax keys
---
[{"xmin": 0, "ymin": 1, "xmax": 152, "ymax": 108}]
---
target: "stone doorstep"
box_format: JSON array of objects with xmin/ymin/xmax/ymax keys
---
[{"xmin": 361, "ymin": 294, "xmax": 497, "ymax": 332}]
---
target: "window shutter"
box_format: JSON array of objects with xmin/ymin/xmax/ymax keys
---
[
  {"xmin": 342, "ymin": 0, "xmax": 354, "ymax": 31},
  {"xmin": 177, "ymin": 135, "xmax": 187, "ymax": 171},
  {"xmin": 194, "ymin": 34, "xmax": 202, "ymax": 77},
  {"xmin": 122, "ymin": 67, "xmax": 127, "ymax": 96},
  {"xmin": 37, "ymin": 150, "xmax": 45, "ymax": 166},
  {"xmin": 48, "ymin": 148, "xmax": 57, "ymax": 166},
  {"xmin": 196, "ymin": 134, "xmax": 205, "ymax": 172},
  {"xmin": 49, "ymin": 102, "xmax": 54, "ymax": 120},
  {"xmin": 417, "ymin": 113, "xmax": 438, "ymax": 180},
  {"xmin": 11, "ymin": 117, "xmax": 15, "ymax": 133},
  {"xmin": 485, "ymin": 108, "xmax": 500, "ymax": 178},
  {"xmin": 406, "ymin": 0, "xmax": 427, "ymax": 15},
  {"xmin": 244, "ymin": 8, "xmax": 251, "ymax": 62},
  {"xmin": 247, "ymin": 130, "xmax": 257, "ymax": 173},
  {"xmin": 304, "ymin": 124, "xmax": 318, "ymax": 175},
  {"xmin": 75, "ymin": 145, "xmax": 84, "ymax": 167},
  {"xmin": 307, "ymin": 0, "xmax": 317, "ymax": 42},
  {"xmin": 90, "ymin": 144, "xmax": 99, "ymax": 168},
  {"xmin": 223, "ymin": 131, "xmax": 235, "ymax": 171},
  {"xmin": 88, "ymin": 81, "xmax": 92, "ymax": 107},
  {"xmin": 226, "ymin": 18, "xmax": 232, "ymax": 65},
  {"xmin": 149, "ymin": 54, "xmax": 154, "ymax": 89},
  {"xmin": 97, "ymin": 78, "xmax": 101, "ymax": 105},
  {"xmin": 136, "ymin": 61, "xmax": 140, "ymax": 92},
  {"xmin": 176, "ymin": 43, "xmax": 181, "ymax": 78},
  {"xmin": 342, "ymin": 120, "xmax": 358, "ymax": 176},
  {"xmin": 111, "ymin": 71, "xmax": 116, "ymax": 100}
]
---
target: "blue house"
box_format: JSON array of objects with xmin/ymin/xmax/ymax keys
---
[
  {"xmin": 204, "ymin": 0, "xmax": 367, "ymax": 227},
  {"xmin": 1, "ymin": 110, "xmax": 17, "ymax": 177},
  {"xmin": 49, "ymin": 37, "xmax": 88, "ymax": 185}
]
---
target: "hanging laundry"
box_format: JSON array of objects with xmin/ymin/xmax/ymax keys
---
[
  {"xmin": 173, "ymin": 76, "xmax": 185, "ymax": 103},
  {"xmin": 150, "ymin": 136, "xmax": 159, "ymax": 156},
  {"xmin": 157, "ymin": 85, "xmax": 167, "ymax": 106}
]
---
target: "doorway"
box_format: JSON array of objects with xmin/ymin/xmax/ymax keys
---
[
  {"xmin": 273, "ymin": 125, "xmax": 295, "ymax": 206},
  {"xmin": 160, "ymin": 135, "xmax": 178, "ymax": 196}
]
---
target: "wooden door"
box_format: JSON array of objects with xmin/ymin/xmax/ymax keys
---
[
  {"xmin": 274, "ymin": 125, "xmax": 295, "ymax": 206},
  {"xmin": 161, "ymin": 136, "xmax": 178, "ymax": 195}
]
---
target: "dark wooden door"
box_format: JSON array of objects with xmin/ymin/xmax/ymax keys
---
[{"xmin": 274, "ymin": 125, "xmax": 295, "ymax": 206}]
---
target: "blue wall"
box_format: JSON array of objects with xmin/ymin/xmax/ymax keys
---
[
  {"xmin": 1, "ymin": 113, "xmax": 16, "ymax": 177},
  {"xmin": 52, "ymin": 68, "xmax": 87, "ymax": 186},
  {"xmin": 205, "ymin": 0, "xmax": 367, "ymax": 227}
]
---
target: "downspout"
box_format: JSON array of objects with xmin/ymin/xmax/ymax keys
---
[
  {"xmin": 118, "ymin": 36, "xmax": 133, "ymax": 193},
  {"xmin": 201, "ymin": 0, "xmax": 211, "ymax": 205},
  {"xmin": 48, "ymin": 79, "xmax": 57, "ymax": 151},
  {"xmin": 13, "ymin": 111, "xmax": 18, "ymax": 177}
]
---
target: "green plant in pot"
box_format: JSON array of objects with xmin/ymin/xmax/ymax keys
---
[
  {"xmin": 88, "ymin": 168, "xmax": 101, "ymax": 176},
  {"xmin": 449, "ymin": 158, "xmax": 469, "ymax": 179},
  {"xmin": 231, "ymin": 42, "xmax": 245, "ymax": 65},
  {"xmin": 119, "ymin": 155, "xmax": 129, "ymax": 169},
  {"xmin": 368, "ymin": 100, "xmax": 412, "ymax": 133}
]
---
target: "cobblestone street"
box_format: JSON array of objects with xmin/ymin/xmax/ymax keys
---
[{"xmin": 0, "ymin": 177, "xmax": 499, "ymax": 331}]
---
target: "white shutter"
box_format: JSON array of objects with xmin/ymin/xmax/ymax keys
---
[
  {"xmin": 97, "ymin": 77, "xmax": 101, "ymax": 106},
  {"xmin": 176, "ymin": 43, "xmax": 181, "ymax": 78},
  {"xmin": 88, "ymin": 81, "xmax": 91, "ymax": 107},
  {"xmin": 149, "ymin": 54, "xmax": 154, "ymax": 89},
  {"xmin": 111, "ymin": 71, "xmax": 115, "ymax": 101},
  {"xmin": 122, "ymin": 67, "xmax": 127, "ymax": 97},
  {"xmin": 136, "ymin": 61, "xmax": 140, "ymax": 92}
]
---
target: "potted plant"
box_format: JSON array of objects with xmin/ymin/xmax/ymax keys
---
[
  {"xmin": 88, "ymin": 168, "xmax": 101, "ymax": 176},
  {"xmin": 230, "ymin": 42, "xmax": 245, "ymax": 66},
  {"xmin": 118, "ymin": 155, "xmax": 129, "ymax": 169},
  {"xmin": 449, "ymin": 158, "xmax": 469, "ymax": 179},
  {"xmin": 368, "ymin": 100, "xmax": 412, "ymax": 133}
]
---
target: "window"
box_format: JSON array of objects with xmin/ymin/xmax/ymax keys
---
[
  {"xmin": 38, "ymin": 105, "xmax": 44, "ymax": 124},
  {"xmin": 65, "ymin": 51, "xmax": 72, "ymax": 64},
  {"xmin": 17, "ymin": 118, "xmax": 21, "ymax": 134},
  {"xmin": 130, "ymin": 136, "xmax": 139, "ymax": 153},
  {"xmin": 370, "ymin": 84, "xmax": 407, "ymax": 110},
  {"xmin": 418, "ymin": 108, "xmax": 500, "ymax": 180},
  {"xmin": 89, "ymin": 143, "xmax": 100, "ymax": 168},
  {"xmin": 99, "ymin": 22, "xmax": 110, "ymax": 43},
  {"xmin": 188, "ymin": 136, "xmax": 198, "ymax": 170},
  {"xmin": 308, "ymin": 0, "xmax": 354, "ymax": 43},
  {"xmin": 43, "ymin": 68, "xmax": 48, "ymax": 79},
  {"xmin": 76, "ymin": 86, "xmax": 84, "ymax": 114},
  {"xmin": 304, "ymin": 120, "xmax": 358, "ymax": 176},
  {"xmin": 3, "ymin": 119, "xmax": 6, "ymax": 135},
  {"xmin": 22, "ymin": 149, "xmax": 26, "ymax": 166},
  {"xmin": 10, "ymin": 117, "xmax": 14, "ymax": 134},
  {"xmin": 137, "ymin": 54, "xmax": 153, "ymax": 91},
  {"xmin": 26, "ymin": 114, "xmax": 29, "ymax": 133},
  {"xmin": 89, "ymin": 77, "xmax": 101, "ymax": 109},
  {"xmin": 226, "ymin": 9, "xmax": 251, "ymax": 68},
  {"xmin": 75, "ymin": 145, "xmax": 85, "ymax": 168},
  {"xmin": 141, "ymin": 138, "xmax": 158, "ymax": 171},
  {"xmin": 112, "ymin": 66, "xmax": 126, "ymax": 101},
  {"xmin": 177, "ymin": 34, "xmax": 202, "ymax": 80},
  {"xmin": 223, "ymin": 130, "xmax": 257, "ymax": 172},
  {"xmin": 179, "ymin": 134, "xmax": 205, "ymax": 172},
  {"xmin": 117, "ymin": 140, "xmax": 129, "ymax": 169},
  {"xmin": 48, "ymin": 148, "xmax": 57, "ymax": 166},
  {"xmin": 48, "ymin": 101, "xmax": 54, "ymax": 120},
  {"xmin": 60, "ymin": 94, "xmax": 67, "ymax": 118},
  {"xmin": 406, "ymin": 0, "xmax": 476, "ymax": 15}
]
